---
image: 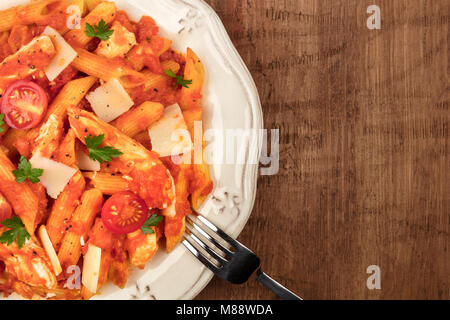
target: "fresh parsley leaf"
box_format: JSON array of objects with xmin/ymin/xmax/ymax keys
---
[
  {"xmin": 0, "ymin": 114, "xmax": 5, "ymax": 133},
  {"xmin": 12, "ymin": 156, "xmax": 43, "ymax": 184},
  {"xmin": 85, "ymin": 134, "xmax": 123, "ymax": 163},
  {"xmin": 0, "ymin": 216, "xmax": 30, "ymax": 249},
  {"xmin": 85, "ymin": 19, "xmax": 114, "ymax": 41},
  {"xmin": 141, "ymin": 214, "xmax": 164, "ymax": 235},
  {"xmin": 164, "ymin": 69, "xmax": 193, "ymax": 89}
]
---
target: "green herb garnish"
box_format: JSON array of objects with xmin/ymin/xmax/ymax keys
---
[
  {"xmin": 12, "ymin": 156, "xmax": 43, "ymax": 184},
  {"xmin": 85, "ymin": 134, "xmax": 123, "ymax": 163},
  {"xmin": 85, "ymin": 19, "xmax": 114, "ymax": 41},
  {"xmin": 141, "ymin": 214, "xmax": 164, "ymax": 235},
  {"xmin": 164, "ymin": 69, "xmax": 193, "ymax": 89},
  {"xmin": 0, "ymin": 216, "xmax": 31, "ymax": 249},
  {"xmin": 0, "ymin": 114, "xmax": 5, "ymax": 133}
]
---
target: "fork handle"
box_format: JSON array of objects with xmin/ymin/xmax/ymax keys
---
[{"xmin": 256, "ymin": 269, "xmax": 302, "ymax": 300}]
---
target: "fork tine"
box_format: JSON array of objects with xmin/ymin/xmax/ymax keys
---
[
  {"xmin": 187, "ymin": 231, "xmax": 228, "ymax": 264},
  {"xmin": 182, "ymin": 236, "xmax": 220, "ymax": 273},
  {"xmin": 195, "ymin": 215, "xmax": 238, "ymax": 247},
  {"xmin": 186, "ymin": 216, "xmax": 234, "ymax": 257}
]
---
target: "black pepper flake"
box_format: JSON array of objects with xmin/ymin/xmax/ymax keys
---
[
  {"xmin": 84, "ymin": 128, "xmax": 88, "ymax": 133},
  {"xmin": 154, "ymin": 88, "xmax": 158, "ymax": 92},
  {"xmin": 75, "ymin": 115, "xmax": 80, "ymax": 119}
]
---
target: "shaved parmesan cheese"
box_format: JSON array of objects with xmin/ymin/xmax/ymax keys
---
[
  {"xmin": 148, "ymin": 104, "xmax": 193, "ymax": 157},
  {"xmin": 43, "ymin": 26, "xmax": 77, "ymax": 81},
  {"xmin": 38, "ymin": 225, "xmax": 62, "ymax": 276},
  {"xmin": 30, "ymin": 152, "xmax": 77, "ymax": 199},
  {"xmin": 82, "ymin": 244, "xmax": 102, "ymax": 294},
  {"xmin": 76, "ymin": 150, "xmax": 100, "ymax": 172},
  {"xmin": 96, "ymin": 21, "xmax": 136, "ymax": 58},
  {"xmin": 86, "ymin": 78, "xmax": 134, "ymax": 122}
]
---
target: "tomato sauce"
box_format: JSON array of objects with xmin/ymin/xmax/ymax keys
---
[
  {"xmin": 84, "ymin": 219, "xmax": 113, "ymax": 253},
  {"xmin": 129, "ymin": 161, "xmax": 173, "ymax": 209},
  {"xmin": 136, "ymin": 16, "xmax": 159, "ymax": 42},
  {"xmin": 115, "ymin": 11, "xmax": 137, "ymax": 34},
  {"xmin": 31, "ymin": 2, "xmax": 68, "ymax": 32}
]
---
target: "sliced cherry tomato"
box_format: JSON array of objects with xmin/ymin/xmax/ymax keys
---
[
  {"xmin": 1, "ymin": 80, "xmax": 48, "ymax": 130},
  {"xmin": 101, "ymin": 191, "xmax": 149, "ymax": 234},
  {"xmin": 0, "ymin": 197, "xmax": 12, "ymax": 222}
]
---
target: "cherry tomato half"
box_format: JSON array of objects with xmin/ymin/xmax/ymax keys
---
[
  {"xmin": 1, "ymin": 80, "xmax": 48, "ymax": 130},
  {"xmin": 0, "ymin": 197, "xmax": 12, "ymax": 222},
  {"xmin": 101, "ymin": 191, "xmax": 149, "ymax": 234}
]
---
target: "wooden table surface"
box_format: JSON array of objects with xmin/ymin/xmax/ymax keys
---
[{"xmin": 197, "ymin": 0, "xmax": 449, "ymax": 300}]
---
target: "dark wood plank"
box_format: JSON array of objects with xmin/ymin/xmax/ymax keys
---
[{"xmin": 197, "ymin": 0, "xmax": 449, "ymax": 300}]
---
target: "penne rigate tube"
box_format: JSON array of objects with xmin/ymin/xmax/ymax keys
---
[
  {"xmin": 83, "ymin": 172, "xmax": 129, "ymax": 195},
  {"xmin": 28, "ymin": 76, "xmax": 97, "ymax": 142},
  {"xmin": 111, "ymin": 101, "xmax": 164, "ymax": 137},
  {"xmin": 0, "ymin": 0, "xmax": 60, "ymax": 32},
  {"xmin": 65, "ymin": 1, "xmax": 117, "ymax": 47},
  {"xmin": 46, "ymin": 172, "xmax": 86, "ymax": 251},
  {"xmin": 141, "ymin": 60, "xmax": 180, "ymax": 91},
  {"xmin": 72, "ymin": 48, "xmax": 145, "ymax": 89},
  {"xmin": 180, "ymin": 48, "xmax": 205, "ymax": 111},
  {"xmin": 58, "ymin": 188, "xmax": 103, "ymax": 272}
]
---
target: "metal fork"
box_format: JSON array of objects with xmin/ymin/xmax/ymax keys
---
[{"xmin": 182, "ymin": 213, "xmax": 302, "ymax": 300}]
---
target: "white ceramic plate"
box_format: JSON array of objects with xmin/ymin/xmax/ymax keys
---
[{"xmin": 1, "ymin": 0, "xmax": 263, "ymax": 300}]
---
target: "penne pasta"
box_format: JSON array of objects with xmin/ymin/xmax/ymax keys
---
[
  {"xmin": 0, "ymin": 6, "xmax": 17, "ymax": 33},
  {"xmin": 55, "ymin": 129, "xmax": 78, "ymax": 167},
  {"xmin": 111, "ymin": 101, "xmax": 164, "ymax": 137},
  {"xmin": 179, "ymin": 48, "xmax": 205, "ymax": 111},
  {"xmin": 58, "ymin": 188, "xmax": 103, "ymax": 272},
  {"xmin": 65, "ymin": 1, "xmax": 117, "ymax": 47},
  {"xmin": 107, "ymin": 235, "xmax": 129, "ymax": 289},
  {"xmin": 27, "ymin": 76, "xmax": 97, "ymax": 142},
  {"xmin": 85, "ymin": 0, "xmax": 103, "ymax": 12},
  {"xmin": 0, "ymin": 149, "xmax": 39, "ymax": 235},
  {"xmin": 72, "ymin": 48, "xmax": 145, "ymax": 89},
  {"xmin": 46, "ymin": 130, "xmax": 85, "ymax": 250},
  {"xmin": 182, "ymin": 108, "xmax": 213, "ymax": 210},
  {"xmin": 46, "ymin": 171, "xmax": 85, "ymax": 251},
  {"xmin": 81, "ymin": 218, "xmax": 113, "ymax": 299},
  {"xmin": 162, "ymin": 161, "xmax": 192, "ymax": 252},
  {"xmin": 1, "ymin": 128, "xmax": 30, "ymax": 158},
  {"xmin": 83, "ymin": 172, "xmax": 129, "ymax": 195},
  {"xmin": 17, "ymin": 0, "xmax": 64, "ymax": 26},
  {"xmin": 0, "ymin": 0, "xmax": 60, "ymax": 33},
  {"xmin": 191, "ymin": 158, "xmax": 214, "ymax": 210},
  {"xmin": 141, "ymin": 60, "xmax": 180, "ymax": 90},
  {"xmin": 32, "ymin": 113, "xmax": 64, "ymax": 158}
]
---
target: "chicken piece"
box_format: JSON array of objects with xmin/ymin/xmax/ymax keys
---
[
  {"xmin": 0, "ymin": 239, "xmax": 57, "ymax": 290},
  {"xmin": 96, "ymin": 21, "xmax": 136, "ymax": 59},
  {"xmin": 0, "ymin": 35, "xmax": 55, "ymax": 94},
  {"xmin": 126, "ymin": 230, "xmax": 158, "ymax": 269}
]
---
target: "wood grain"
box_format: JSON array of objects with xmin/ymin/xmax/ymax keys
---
[{"xmin": 197, "ymin": 0, "xmax": 449, "ymax": 300}]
